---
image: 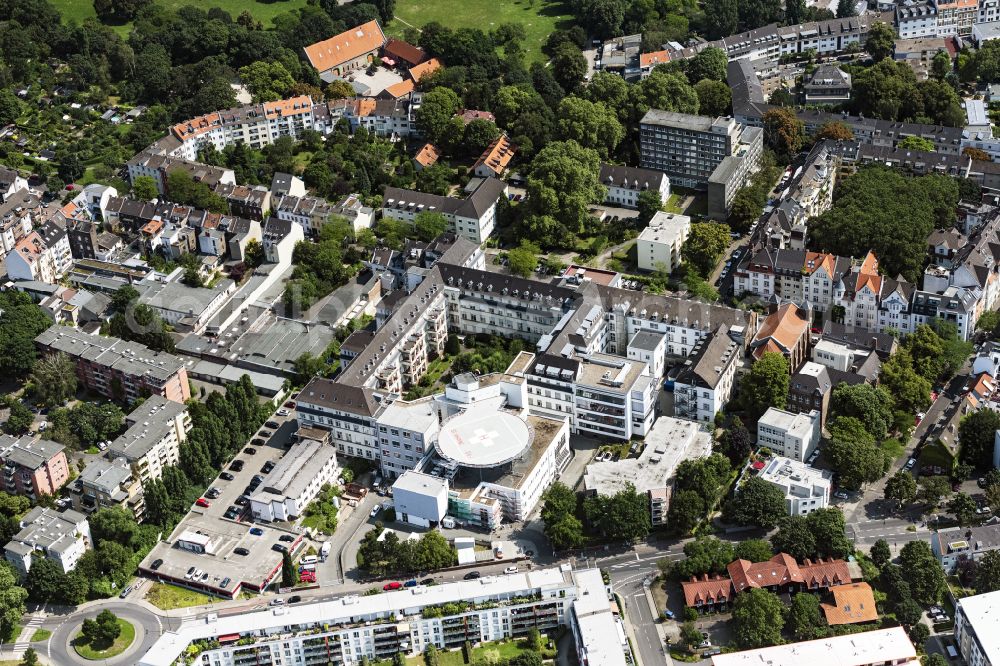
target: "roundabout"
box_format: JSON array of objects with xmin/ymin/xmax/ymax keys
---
[
  {"xmin": 71, "ymin": 616, "xmax": 135, "ymax": 660},
  {"xmin": 47, "ymin": 602, "xmax": 164, "ymax": 666}
]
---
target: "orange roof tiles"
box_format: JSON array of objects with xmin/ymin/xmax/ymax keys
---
[
  {"xmin": 414, "ymin": 143, "xmax": 441, "ymax": 168},
  {"xmin": 304, "ymin": 20, "xmax": 386, "ymax": 73},
  {"xmin": 383, "ymin": 79, "xmax": 416, "ymax": 98},
  {"xmin": 800, "ymin": 558, "xmax": 853, "ymax": 588},
  {"xmin": 681, "ymin": 575, "xmax": 733, "ymax": 607},
  {"xmin": 804, "ymin": 251, "xmax": 835, "ymax": 277},
  {"xmin": 473, "ymin": 134, "xmax": 516, "ymax": 176},
  {"xmin": 855, "ymin": 251, "xmax": 882, "ymax": 294},
  {"xmin": 821, "ymin": 582, "xmax": 879, "ymax": 625},
  {"xmin": 263, "ymin": 96, "xmax": 313, "ymax": 118},
  {"xmin": 172, "ymin": 112, "xmax": 222, "ymax": 141},
  {"xmin": 972, "ymin": 372, "xmax": 995, "ymax": 398},
  {"xmin": 752, "ymin": 302, "xmax": 809, "ymax": 360},
  {"xmin": 384, "ymin": 38, "xmax": 427, "ymax": 66},
  {"xmin": 409, "ymin": 57, "xmax": 442, "ymax": 82},
  {"xmin": 729, "ymin": 554, "xmax": 803, "ymax": 593},
  {"xmin": 640, "ymin": 50, "xmax": 670, "ymax": 68},
  {"xmin": 14, "ymin": 231, "xmax": 44, "ymax": 259},
  {"xmin": 141, "ymin": 219, "xmax": 164, "ymax": 236}
]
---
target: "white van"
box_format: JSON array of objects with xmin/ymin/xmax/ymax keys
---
[
  {"xmin": 441, "ymin": 517, "xmax": 456, "ymax": 529},
  {"xmin": 301, "ymin": 555, "xmax": 317, "ymax": 566},
  {"xmin": 320, "ymin": 542, "xmax": 332, "ymax": 560}
]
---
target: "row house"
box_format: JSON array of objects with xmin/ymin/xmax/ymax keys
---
[
  {"xmin": 212, "ymin": 183, "xmax": 270, "ymax": 221},
  {"xmin": 273, "ymin": 193, "xmax": 375, "ymax": 236},
  {"xmin": 382, "ymin": 177, "xmax": 507, "ymax": 245},
  {"xmin": 0, "ymin": 190, "xmax": 39, "ymax": 254},
  {"xmin": 5, "ymin": 220, "xmax": 71, "ymax": 284}
]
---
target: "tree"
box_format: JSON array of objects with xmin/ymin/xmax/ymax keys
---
[
  {"xmin": 415, "ymin": 164, "xmax": 454, "ymax": 196},
  {"xmin": 584, "ymin": 483, "xmax": 652, "ymax": 542},
  {"xmin": 814, "ymin": 121, "xmax": 855, "ymax": 142},
  {"xmin": 694, "ymin": 79, "xmax": 732, "ymax": 117},
  {"xmin": 931, "ymin": 50, "xmax": 952, "ymax": 80},
  {"xmin": 909, "ymin": 622, "xmax": 930, "ymax": 647},
  {"xmin": 975, "ymin": 550, "xmax": 1000, "ymax": 593},
  {"xmin": 2, "ymin": 397, "xmax": 33, "ymax": 435},
  {"xmin": 683, "ymin": 222, "xmax": 731, "ymax": 278},
  {"xmin": 884, "ymin": 470, "xmax": 917, "ymax": 509},
  {"xmin": 870, "ymin": 539, "xmax": 892, "ymax": 568},
  {"xmin": 704, "ymin": 0, "xmax": 738, "ymax": 39},
  {"xmin": 414, "ymin": 212, "xmax": 450, "ymax": 242},
  {"xmin": 687, "ymin": 48, "xmax": 728, "ymax": 83},
  {"xmin": 726, "ymin": 477, "xmax": 787, "ymax": 528},
  {"xmin": 19, "ymin": 647, "xmax": 38, "ymax": 666},
  {"xmin": 0, "ymin": 89, "xmax": 22, "ymax": 126},
  {"xmin": 898, "ymin": 540, "xmax": 946, "ymax": 604},
  {"xmin": 894, "ymin": 598, "xmax": 923, "ymax": 627},
  {"xmin": 673, "ymin": 537, "xmax": 735, "ymax": 579},
  {"xmin": 667, "ymin": 490, "xmax": 705, "ymax": 536},
  {"xmin": 636, "ymin": 190, "xmax": 665, "ymax": 226},
  {"xmin": 556, "ymin": 97, "xmax": 624, "ymax": 158},
  {"xmin": 93, "ymin": 0, "xmax": 151, "ymax": 20},
  {"xmin": 771, "ymin": 515, "xmax": 817, "ymax": 560},
  {"xmin": 732, "ymin": 588, "xmax": 784, "ymax": 649},
  {"xmin": 416, "ymin": 87, "xmax": 462, "ymax": 146},
  {"xmin": 740, "ymin": 352, "xmax": 789, "ymax": 421},
  {"xmin": 30, "ymin": 353, "xmax": 78, "ymax": 407},
  {"xmin": 541, "ymin": 482, "xmax": 584, "ymax": 550},
  {"xmin": 866, "ymin": 22, "xmax": 896, "ymax": 62},
  {"xmin": 787, "ymin": 592, "xmax": 823, "ymax": 640},
  {"xmin": 880, "ymin": 351, "xmax": 932, "ymax": 415},
  {"xmin": 245, "ymin": 239, "xmax": 265, "ymax": 268},
  {"xmin": 763, "ymin": 107, "xmax": 805, "ymax": 161},
  {"xmin": 919, "ymin": 476, "xmax": 952, "ymax": 507},
  {"xmin": 522, "ymin": 140, "xmax": 604, "ymax": 244},
  {"xmin": 959, "ymin": 408, "xmax": 1000, "ymax": 469},
  {"xmin": 734, "ymin": 539, "xmax": 774, "ymax": 563},
  {"xmin": 680, "ymin": 621, "xmax": 703, "ymax": 647},
  {"xmin": 238, "ymin": 61, "xmax": 294, "ymax": 103},
  {"xmin": 898, "ymin": 135, "xmax": 935, "ymax": 152},
  {"xmin": 808, "ymin": 508, "xmax": 853, "ymax": 558},
  {"xmin": 424, "ymin": 643, "xmax": 440, "ymax": 666},
  {"xmin": 132, "ymin": 175, "xmax": 158, "ymax": 201},
  {"xmin": 827, "ymin": 416, "xmax": 887, "ymax": 490},
  {"xmin": 551, "ymin": 43, "xmax": 587, "ymax": 92},
  {"xmin": 964, "ymin": 146, "xmax": 992, "ymax": 162},
  {"xmin": 0, "ymin": 562, "xmax": 26, "ymax": 645},
  {"xmin": 831, "ymin": 383, "xmax": 894, "ymax": 440},
  {"xmin": 281, "ymin": 550, "xmax": 296, "ymax": 588},
  {"xmin": 392, "ymin": 653, "xmax": 406, "ymax": 666},
  {"xmin": 508, "ymin": 242, "xmax": 540, "ymax": 278},
  {"xmin": 463, "ymin": 119, "xmax": 500, "ymax": 155},
  {"xmin": 836, "ymin": 0, "xmax": 856, "ymax": 17},
  {"xmin": 949, "ymin": 492, "xmax": 978, "ymax": 526},
  {"xmin": 785, "ymin": 0, "xmax": 807, "ymax": 24},
  {"xmin": 926, "ymin": 655, "xmax": 949, "ymax": 666},
  {"xmin": 546, "ymin": 514, "xmax": 585, "ymax": 551}
]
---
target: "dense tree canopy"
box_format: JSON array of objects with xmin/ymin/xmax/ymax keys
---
[{"xmin": 740, "ymin": 352, "xmax": 789, "ymax": 421}]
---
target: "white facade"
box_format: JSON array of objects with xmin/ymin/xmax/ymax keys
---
[
  {"xmin": 757, "ymin": 455, "xmax": 831, "ymax": 515},
  {"xmin": 757, "ymin": 408, "xmax": 822, "ymax": 463},
  {"xmin": 627, "ymin": 330, "xmax": 666, "ymax": 380},
  {"xmin": 955, "ymin": 591, "xmax": 1000, "ymax": 666},
  {"xmin": 811, "ymin": 339, "xmax": 856, "ymax": 372},
  {"xmin": 250, "ymin": 439, "xmax": 339, "ymax": 522},
  {"xmin": 637, "ymin": 212, "xmax": 691, "ymax": 273},
  {"xmin": 376, "ymin": 398, "xmax": 440, "ymax": 479},
  {"xmin": 109, "ymin": 395, "xmax": 191, "ymax": 483},
  {"xmin": 599, "ymin": 163, "xmax": 670, "ymax": 209},
  {"xmin": 712, "ymin": 628, "xmax": 918, "ymax": 666},
  {"xmin": 3, "ymin": 507, "xmax": 91, "ymax": 574},
  {"xmin": 897, "ymin": 1, "xmax": 939, "ymax": 38},
  {"xmin": 391, "ymin": 471, "xmax": 449, "ymax": 528},
  {"xmin": 672, "ymin": 326, "xmax": 741, "ymax": 424}
]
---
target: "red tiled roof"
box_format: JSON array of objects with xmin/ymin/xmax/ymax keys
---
[
  {"xmin": 304, "ymin": 20, "xmax": 386, "ymax": 73},
  {"xmin": 681, "ymin": 575, "xmax": 733, "ymax": 607},
  {"xmin": 799, "ymin": 557, "xmax": 852, "ymax": 588},
  {"xmin": 384, "ymin": 38, "xmax": 427, "ymax": 66},
  {"xmin": 821, "ymin": 582, "xmax": 879, "ymax": 625},
  {"xmin": 729, "ymin": 554, "xmax": 803, "ymax": 593},
  {"xmin": 409, "ymin": 57, "xmax": 442, "ymax": 82}
]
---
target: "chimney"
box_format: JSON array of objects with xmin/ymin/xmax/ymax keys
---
[{"xmin": 804, "ymin": 558, "xmax": 811, "ymax": 566}]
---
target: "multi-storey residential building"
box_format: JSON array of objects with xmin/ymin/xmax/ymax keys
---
[
  {"xmin": 803, "ymin": 64, "xmax": 852, "ymax": 103},
  {"xmin": 757, "ymin": 408, "xmax": 822, "ymax": 463},
  {"xmin": 954, "ymin": 590, "xmax": 1000, "ymax": 666},
  {"xmin": 4, "ymin": 507, "xmax": 91, "ymax": 574},
  {"xmin": 711, "ymin": 628, "xmax": 918, "ymax": 666},
  {"xmin": 108, "ymin": 396, "xmax": 190, "ymax": 483},
  {"xmin": 570, "ymin": 569, "xmax": 632, "ymax": 666},
  {"xmin": 672, "ymin": 325, "xmax": 741, "ymax": 424},
  {"xmin": 35, "ymin": 326, "xmax": 192, "ymax": 403},
  {"xmin": 935, "ymin": 0, "xmax": 977, "ymax": 35},
  {"xmin": 139, "ymin": 567, "xmax": 628, "ymax": 666},
  {"xmin": 251, "ymin": 436, "xmax": 339, "ymax": 522},
  {"xmin": 639, "ymin": 112, "xmax": 762, "ymax": 218},
  {"xmin": 637, "ymin": 211, "xmax": 690, "ymax": 272},
  {"xmin": 71, "ymin": 457, "xmax": 145, "ymax": 521},
  {"xmin": 296, "ymin": 380, "xmax": 383, "ymax": 463},
  {"xmin": 0, "ymin": 191, "xmax": 39, "ymax": 254},
  {"xmin": 757, "ymin": 455, "xmax": 831, "ymax": 515},
  {"xmin": 0, "ymin": 166, "xmax": 28, "ymax": 203},
  {"xmin": 627, "ymin": 330, "xmax": 667, "ymax": 380},
  {"xmin": 749, "ymin": 302, "xmax": 811, "ymax": 371},
  {"xmin": 897, "ymin": 0, "xmax": 939, "ymax": 37},
  {"xmin": 788, "ymin": 362, "xmax": 836, "ymax": 426},
  {"xmin": 599, "ymin": 163, "xmax": 671, "ymax": 209},
  {"xmin": 382, "ymin": 177, "xmax": 507, "ymax": 244},
  {"xmin": 6, "ymin": 230, "xmax": 59, "ymax": 283},
  {"xmin": 584, "ymin": 416, "xmax": 712, "ymax": 525},
  {"xmin": 473, "ymin": 134, "xmax": 516, "ymax": 179},
  {"xmin": 930, "ymin": 522, "xmax": 1000, "ymax": 572},
  {"xmin": 303, "ymin": 20, "xmax": 386, "ymax": 80},
  {"xmin": 375, "ymin": 397, "xmax": 440, "ymax": 479},
  {"xmin": 66, "ymin": 217, "xmax": 100, "ymax": 260},
  {"xmin": 125, "ymin": 150, "xmax": 236, "ymax": 195},
  {"xmin": 0, "ymin": 436, "xmax": 70, "ymax": 499}
]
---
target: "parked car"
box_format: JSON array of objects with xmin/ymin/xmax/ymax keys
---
[
  {"xmin": 119, "ymin": 585, "xmax": 132, "ymax": 599},
  {"xmin": 905, "ymin": 458, "xmax": 917, "ymax": 469},
  {"xmin": 404, "ymin": 579, "xmax": 418, "ymax": 587},
  {"xmin": 288, "ymin": 595, "xmax": 301, "ymax": 603},
  {"xmin": 833, "ymin": 490, "xmax": 849, "ymax": 500},
  {"xmin": 221, "ymin": 577, "xmax": 231, "ymax": 589},
  {"xmin": 663, "ymin": 609, "xmax": 675, "ymax": 619},
  {"xmin": 284, "ymin": 401, "xmax": 295, "ymax": 408},
  {"xmin": 259, "ymin": 430, "xmax": 273, "ymax": 438},
  {"xmin": 277, "ymin": 409, "xmax": 290, "ymax": 417},
  {"xmin": 185, "ymin": 567, "xmax": 196, "ymax": 579},
  {"xmin": 151, "ymin": 558, "xmax": 163, "ymax": 571},
  {"xmin": 262, "ymin": 461, "xmax": 275, "ymax": 474},
  {"xmin": 244, "ymin": 447, "xmax": 257, "ymax": 455},
  {"xmin": 229, "ymin": 460, "xmax": 244, "ymax": 472},
  {"xmin": 420, "ymin": 578, "xmax": 434, "ymax": 585},
  {"xmin": 464, "ymin": 571, "xmax": 481, "ymax": 580},
  {"xmin": 249, "ymin": 527, "xmax": 264, "ymax": 536},
  {"xmin": 269, "ymin": 598, "xmax": 284, "ymax": 606},
  {"xmin": 96, "ymin": 441, "xmax": 107, "ymax": 451},
  {"xmin": 224, "ymin": 507, "xmax": 239, "ymax": 520},
  {"xmin": 504, "ymin": 566, "xmax": 518, "ymax": 574},
  {"xmin": 206, "ymin": 488, "xmax": 221, "ymax": 499},
  {"xmin": 220, "ymin": 472, "xmax": 234, "ymax": 481},
  {"xmin": 265, "ymin": 421, "xmax": 280, "ymax": 429},
  {"xmin": 383, "ymin": 581, "xmax": 402, "ymax": 590},
  {"xmin": 370, "ymin": 506, "xmax": 381, "ymax": 518},
  {"xmin": 195, "ymin": 498, "xmax": 210, "ymax": 508},
  {"xmin": 272, "ymin": 544, "xmax": 288, "ymax": 553},
  {"xmin": 234, "ymin": 547, "xmax": 249, "ymax": 556},
  {"xmin": 279, "ymin": 535, "xmax": 294, "ymax": 542}
]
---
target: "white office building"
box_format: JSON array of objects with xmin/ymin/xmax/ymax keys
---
[
  {"xmin": 757, "ymin": 456, "xmax": 831, "ymax": 515},
  {"xmin": 391, "ymin": 471, "xmax": 449, "ymax": 528},
  {"xmin": 955, "ymin": 590, "xmax": 1000, "ymax": 666},
  {"xmin": 3, "ymin": 507, "xmax": 91, "ymax": 574},
  {"xmin": 637, "ymin": 211, "xmax": 691, "ymax": 273},
  {"xmin": 757, "ymin": 408, "xmax": 822, "ymax": 463},
  {"xmin": 599, "ymin": 163, "xmax": 670, "ymax": 209},
  {"xmin": 249, "ymin": 437, "xmax": 339, "ymax": 523}
]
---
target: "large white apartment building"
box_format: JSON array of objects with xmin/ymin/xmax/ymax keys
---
[
  {"xmin": 954, "ymin": 591, "xmax": 1000, "ymax": 666},
  {"xmin": 139, "ymin": 567, "xmax": 631, "ymax": 666},
  {"xmin": 757, "ymin": 408, "xmax": 822, "ymax": 463},
  {"xmin": 108, "ymin": 396, "xmax": 190, "ymax": 483},
  {"xmin": 382, "ymin": 178, "xmax": 507, "ymax": 245},
  {"xmin": 4, "ymin": 507, "xmax": 91, "ymax": 574},
  {"xmin": 672, "ymin": 325, "xmax": 741, "ymax": 424},
  {"xmin": 599, "ymin": 163, "xmax": 670, "ymax": 209},
  {"xmin": 637, "ymin": 211, "xmax": 690, "ymax": 273},
  {"xmin": 711, "ymin": 627, "xmax": 918, "ymax": 666},
  {"xmin": 757, "ymin": 455, "xmax": 831, "ymax": 515},
  {"xmin": 250, "ymin": 436, "xmax": 339, "ymax": 522},
  {"xmin": 897, "ymin": 0, "xmax": 939, "ymax": 37}
]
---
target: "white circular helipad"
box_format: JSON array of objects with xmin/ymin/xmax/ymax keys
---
[{"xmin": 435, "ymin": 409, "xmax": 531, "ymax": 468}]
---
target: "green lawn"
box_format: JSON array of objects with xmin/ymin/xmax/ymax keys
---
[
  {"xmin": 50, "ymin": 0, "xmax": 309, "ymax": 32},
  {"xmin": 146, "ymin": 583, "xmax": 215, "ymax": 610},
  {"xmin": 375, "ymin": 638, "xmax": 551, "ymax": 665},
  {"xmin": 31, "ymin": 628, "xmax": 52, "ymax": 642},
  {"xmin": 72, "ymin": 619, "xmax": 135, "ymax": 661},
  {"xmin": 388, "ymin": 0, "xmax": 574, "ymax": 63}
]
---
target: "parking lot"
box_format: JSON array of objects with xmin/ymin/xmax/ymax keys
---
[{"xmin": 138, "ymin": 407, "xmax": 306, "ymax": 598}]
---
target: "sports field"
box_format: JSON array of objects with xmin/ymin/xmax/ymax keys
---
[{"xmin": 390, "ymin": 0, "xmax": 574, "ymax": 62}]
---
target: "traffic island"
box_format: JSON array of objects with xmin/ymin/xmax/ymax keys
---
[{"xmin": 71, "ymin": 618, "xmax": 135, "ymax": 660}]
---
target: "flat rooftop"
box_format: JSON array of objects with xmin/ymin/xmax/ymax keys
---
[
  {"xmin": 584, "ymin": 416, "xmax": 711, "ymax": 496},
  {"xmin": 576, "ymin": 354, "xmax": 646, "ymax": 393},
  {"xmin": 957, "ymin": 590, "xmax": 1000, "ymax": 662},
  {"xmin": 640, "ymin": 109, "xmax": 732, "ymax": 133},
  {"xmin": 436, "ymin": 405, "xmax": 531, "ymax": 469},
  {"xmin": 711, "ymin": 627, "xmax": 918, "ymax": 666}
]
